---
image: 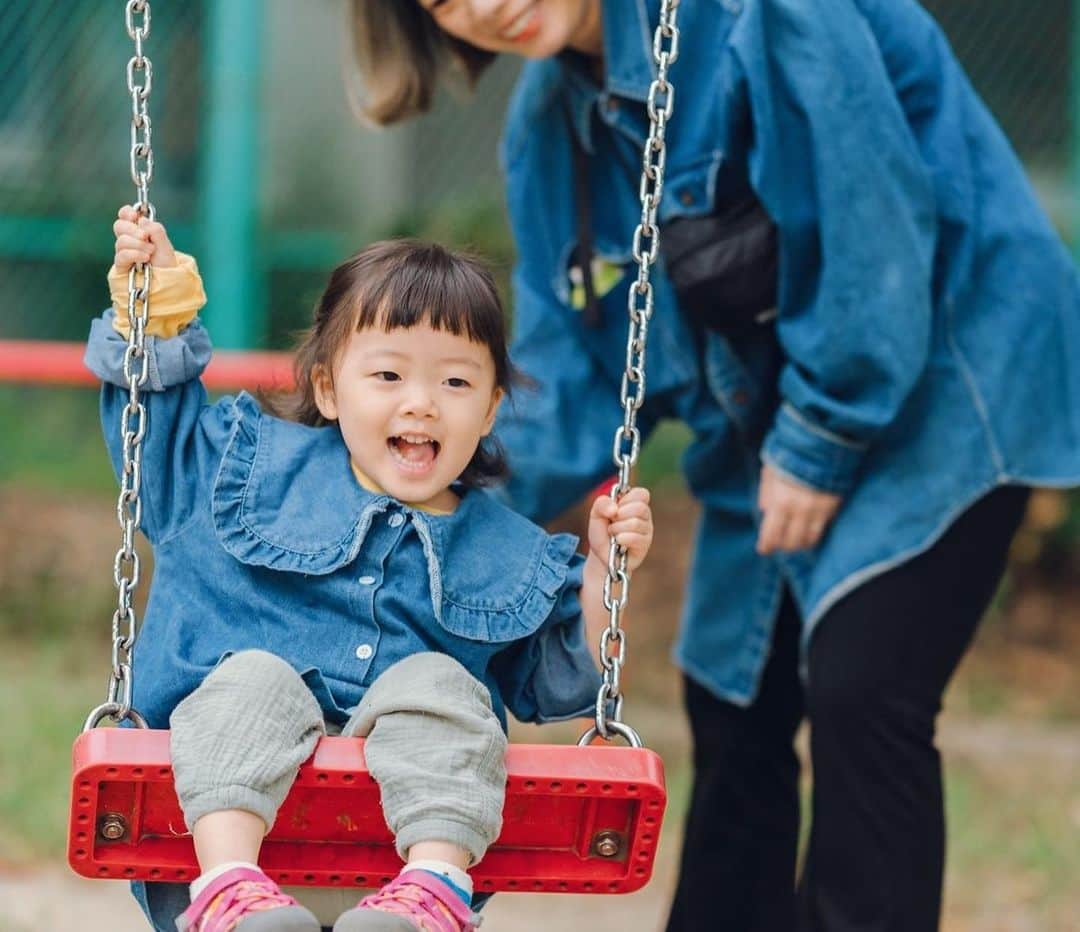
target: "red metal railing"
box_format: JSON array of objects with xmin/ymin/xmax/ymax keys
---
[{"xmin": 0, "ymin": 340, "xmax": 294, "ymax": 391}]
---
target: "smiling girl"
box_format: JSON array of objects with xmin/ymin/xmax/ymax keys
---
[{"xmin": 86, "ymin": 209, "xmax": 654, "ymax": 932}]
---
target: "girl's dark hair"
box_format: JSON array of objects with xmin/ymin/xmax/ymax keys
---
[
  {"xmin": 348, "ymin": 0, "xmax": 495, "ymax": 125},
  {"xmin": 261, "ymin": 239, "xmax": 516, "ymax": 488}
]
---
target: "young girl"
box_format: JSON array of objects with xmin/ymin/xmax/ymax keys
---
[{"xmin": 85, "ymin": 206, "xmax": 654, "ymax": 932}]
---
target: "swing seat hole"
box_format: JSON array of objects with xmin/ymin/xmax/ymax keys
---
[
  {"xmin": 329, "ymin": 875, "xmax": 341, "ymax": 885},
  {"xmin": 523, "ymin": 780, "xmax": 537, "ymax": 790},
  {"xmin": 303, "ymin": 874, "xmax": 315, "ymax": 883},
  {"xmin": 575, "ymin": 782, "xmax": 589, "ymax": 793},
  {"xmin": 600, "ymin": 783, "xmax": 613, "ymax": 793},
  {"xmin": 157, "ymin": 767, "xmax": 171, "ymax": 778},
  {"xmin": 353, "ymin": 875, "xmax": 368, "ymax": 886},
  {"xmin": 79, "ymin": 781, "xmax": 92, "ymax": 791},
  {"xmin": 341, "ymin": 773, "xmax": 355, "ymax": 784},
  {"xmin": 548, "ymin": 780, "xmax": 563, "ymax": 792},
  {"xmin": 642, "ymin": 833, "xmax": 654, "ymax": 843},
  {"xmin": 97, "ymin": 867, "xmax": 110, "ymax": 877},
  {"xmin": 316, "ymin": 772, "xmax": 329, "ymax": 783},
  {"xmin": 558, "ymin": 882, "xmax": 569, "ymax": 892},
  {"xmin": 532, "ymin": 880, "xmax": 544, "ymax": 891},
  {"xmin": 105, "ymin": 767, "xmax": 118, "ymax": 777},
  {"xmin": 508, "ymin": 880, "xmax": 519, "ymax": 889},
  {"xmin": 75, "ymin": 849, "xmax": 87, "ymax": 859},
  {"xmin": 77, "ymin": 814, "xmax": 90, "ymax": 825},
  {"xmin": 634, "ymin": 867, "xmax": 647, "ymax": 877},
  {"xmin": 626, "ymin": 784, "xmax": 639, "ymax": 794},
  {"xmin": 150, "ymin": 869, "xmax": 162, "ymax": 880},
  {"xmin": 607, "ymin": 882, "xmax": 619, "ymax": 892},
  {"xmin": 123, "ymin": 867, "xmax": 137, "ymax": 878},
  {"xmin": 176, "ymin": 870, "xmax": 189, "ymax": 880}
]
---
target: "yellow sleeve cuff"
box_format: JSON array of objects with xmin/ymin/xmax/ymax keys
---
[{"xmin": 109, "ymin": 252, "xmax": 208, "ymax": 339}]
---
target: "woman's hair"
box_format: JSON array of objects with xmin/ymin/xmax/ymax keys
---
[
  {"xmin": 261, "ymin": 239, "xmax": 517, "ymax": 488},
  {"xmin": 348, "ymin": 0, "xmax": 495, "ymax": 125}
]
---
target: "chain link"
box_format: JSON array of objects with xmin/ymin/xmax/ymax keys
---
[
  {"xmin": 581, "ymin": 0, "xmax": 680, "ymax": 748},
  {"xmin": 85, "ymin": 0, "xmax": 155, "ymax": 731}
]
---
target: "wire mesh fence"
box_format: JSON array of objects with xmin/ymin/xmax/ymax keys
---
[{"xmin": 0, "ymin": 0, "xmax": 1075, "ymax": 348}]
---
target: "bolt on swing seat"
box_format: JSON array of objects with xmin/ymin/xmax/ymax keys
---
[{"xmin": 71, "ymin": 0, "xmax": 681, "ymax": 899}]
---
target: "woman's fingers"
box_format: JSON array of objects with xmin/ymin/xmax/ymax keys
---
[
  {"xmin": 757, "ymin": 466, "xmax": 841, "ymax": 554},
  {"xmin": 756, "ymin": 503, "xmax": 789, "ymax": 554}
]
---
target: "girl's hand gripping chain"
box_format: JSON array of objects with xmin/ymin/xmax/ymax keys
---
[
  {"xmin": 113, "ymin": 204, "xmax": 178, "ymax": 273},
  {"xmin": 588, "ymin": 487, "xmax": 654, "ymax": 572}
]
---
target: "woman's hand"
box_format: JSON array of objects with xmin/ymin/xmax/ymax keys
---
[
  {"xmin": 113, "ymin": 205, "xmax": 178, "ymax": 273},
  {"xmin": 757, "ymin": 464, "xmax": 841, "ymax": 554},
  {"xmin": 588, "ymin": 486, "xmax": 654, "ymax": 572}
]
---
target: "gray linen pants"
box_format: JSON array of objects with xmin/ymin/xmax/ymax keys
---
[{"xmin": 170, "ymin": 650, "xmax": 507, "ymax": 864}]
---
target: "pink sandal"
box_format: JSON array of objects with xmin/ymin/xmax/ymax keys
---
[
  {"xmin": 333, "ymin": 870, "xmax": 480, "ymax": 932},
  {"xmin": 175, "ymin": 866, "xmax": 321, "ymax": 932}
]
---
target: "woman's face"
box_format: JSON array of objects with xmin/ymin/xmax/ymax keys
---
[{"xmin": 419, "ymin": 0, "xmax": 603, "ymax": 59}]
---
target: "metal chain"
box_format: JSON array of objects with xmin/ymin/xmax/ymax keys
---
[
  {"xmin": 84, "ymin": 0, "xmax": 156, "ymax": 731},
  {"xmin": 579, "ymin": 0, "xmax": 680, "ymax": 749}
]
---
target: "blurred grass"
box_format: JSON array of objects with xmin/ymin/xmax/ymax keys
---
[{"xmin": 0, "ymin": 387, "xmax": 114, "ymax": 495}]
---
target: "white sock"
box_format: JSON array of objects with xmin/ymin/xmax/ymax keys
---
[
  {"xmin": 404, "ymin": 859, "xmax": 473, "ymax": 897},
  {"xmin": 190, "ymin": 860, "xmax": 261, "ymax": 901}
]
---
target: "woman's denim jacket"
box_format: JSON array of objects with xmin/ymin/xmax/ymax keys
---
[
  {"xmin": 84, "ymin": 310, "xmax": 601, "ymax": 734},
  {"xmin": 495, "ymin": 0, "xmax": 1080, "ymax": 704}
]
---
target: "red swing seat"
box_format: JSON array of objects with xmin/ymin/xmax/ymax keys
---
[{"xmin": 70, "ymin": 727, "xmax": 666, "ymax": 894}]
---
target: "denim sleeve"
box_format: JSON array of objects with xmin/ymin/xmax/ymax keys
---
[
  {"xmin": 84, "ymin": 308, "xmax": 233, "ymax": 544},
  {"xmin": 489, "ymin": 552, "xmax": 601, "ymax": 725},
  {"xmin": 735, "ymin": 0, "xmax": 937, "ymax": 495},
  {"xmin": 496, "ymin": 269, "xmax": 652, "ymax": 523}
]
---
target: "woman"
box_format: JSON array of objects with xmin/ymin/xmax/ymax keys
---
[{"xmin": 350, "ymin": 2, "xmax": 1080, "ymax": 930}]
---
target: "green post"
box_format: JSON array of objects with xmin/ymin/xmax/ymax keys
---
[{"xmin": 198, "ymin": 0, "xmax": 264, "ymax": 349}]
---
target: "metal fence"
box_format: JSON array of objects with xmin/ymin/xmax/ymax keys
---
[{"xmin": 0, "ymin": 0, "xmax": 1075, "ymax": 351}]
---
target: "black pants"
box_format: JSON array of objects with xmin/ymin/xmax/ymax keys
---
[{"xmin": 665, "ymin": 485, "xmax": 1030, "ymax": 932}]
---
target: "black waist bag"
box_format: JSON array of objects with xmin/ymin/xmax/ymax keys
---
[{"xmin": 661, "ymin": 196, "xmax": 779, "ymax": 336}]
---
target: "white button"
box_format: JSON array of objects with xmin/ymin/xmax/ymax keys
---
[
  {"xmin": 387, "ymin": 513, "xmax": 405, "ymax": 528},
  {"xmin": 355, "ymin": 643, "xmax": 374, "ymax": 660},
  {"xmin": 358, "ymin": 575, "xmax": 376, "ymax": 585}
]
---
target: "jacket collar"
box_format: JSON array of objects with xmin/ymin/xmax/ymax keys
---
[
  {"xmin": 560, "ymin": 0, "xmax": 655, "ymax": 151},
  {"xmin": 601, "ymin": 0, "xmax": 656, "ymax": 103}
]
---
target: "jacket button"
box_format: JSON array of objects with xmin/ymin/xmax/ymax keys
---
[
  {"xmin": 732, "ymin": 389, "xmax": 750, "ymax": 406},
  {"xmin": 358, "ymin": 575, "xmax": 376, "ymax": 586},
  {"xmin": 605, "ymin": 96, "xmax": 619, "ymax": 113},
  {"xmin": 355, "ymin": 644, "xmax": 374, "ymax": 660},
  {"xmin": 679, "ymin": 189, "xmax": 695, "ymax": 206},
  {"xmin": 387, "ymin": 513, "xmax": 405, "ymax": 528}
]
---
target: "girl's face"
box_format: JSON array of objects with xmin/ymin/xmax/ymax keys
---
[
  {"xmin": 313, "ymin": 320, "xmax": 503, "ymax": 512},
  {"xmin": 419, "ymin": 0, "xmax": 603, "ymax": 59}
]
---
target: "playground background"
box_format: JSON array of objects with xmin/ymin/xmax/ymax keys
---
[{"xmin": 2, "ymin": 2, "xmax": 1079, "ymax": 930}]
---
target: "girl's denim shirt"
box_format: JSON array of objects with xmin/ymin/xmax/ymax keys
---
[
  {"xmin": 495, "ymin": 0, "xmax": 1080, "ymax": 705},
  {"xmin": 84, "ymin": 310, "xmax": 602, "ymax": 736}
]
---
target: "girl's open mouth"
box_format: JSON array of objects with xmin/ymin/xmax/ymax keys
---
[{"xmin": 387, "ymin": 435, "xmax": 440, "ymax": 473}]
